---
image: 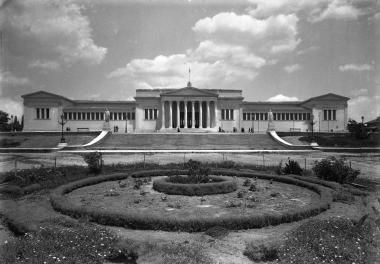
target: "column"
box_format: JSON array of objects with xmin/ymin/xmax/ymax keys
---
[
  {"xmin": 177, "ymin": 101, "xmax": 180, "ymax": 129},
  {"xmin": 214, "ymin": 101, "xmax": 217, "ymax": 128},
  {"xmin": 184, "ymin": 101, "xmax": 188, "ymax": 128},
  {"xmin": 169, "ymin": 101, "xmax": 173, "ymax": 129},
  {"xmin": 206, "ymin": 101, "xmax": 210, "ymax": 128},
  {"xmin": 199, "ymin": 101, "xmax": 203, "ymax": 128},
  {"xmin": 191, "ymin": 101, "xmax": 195, "ymax": 128},
  {"xmin": 161, "ymin": 101, "xmax": 165, "ymax": 129}
]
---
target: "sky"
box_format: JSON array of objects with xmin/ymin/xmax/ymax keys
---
[{"xmin": 0, "ymin": 0, "xmax": 379, "ymax": 122}]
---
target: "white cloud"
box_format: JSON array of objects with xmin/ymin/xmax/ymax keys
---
[
  {"xmin": 108, "ymin": 53, "xmax": 258, "ymax": 89},
  {"xmin": 348, "ymin": 95, "xmax": 380, "ymax": 121},
  {"xmin": 0, "ymin": 71, "xmax": 30, "ymax": 94},
  {"xmin": 267, "ymin": 94, "xmax": 299, "ymax": 102},
  {"xmin": 28, "ymin": 60, "xmax": 60, "ymax": 70},
  {"xmin": 283, "ymin": 64, "xmax": 302, "ymax": 73},
  {"xmin": 193, "ymin": 12, "xmax": 300, "ymax": 54},
  {"xmin": 0, "ymin": 97, "xmax": 23, "ymax": 118},
  {"xmin": 297, "ymin": 46, "xmax": 319, "ymax": 55},
  {"xmin": 192, "ymin": 40, "xmax": 266, "ymax": 68},
  {"xmin": 339, "ymin": 63, "xmax": 373, "ymax": 72},
  {"xmin": 248, "ymin": 0, "xmax": 366, "ymax": 22},
  {"xmin": 3, "ymin": 0, "xmax": 107, "ymax": 65}
]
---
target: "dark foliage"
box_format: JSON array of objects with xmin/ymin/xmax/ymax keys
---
[
  {"xmin": 312, "ymin": 157, "xmax": 360, "ymax": 184},
  {"xmin": 283, "ymin": 159, "xmax": 303, "ymax": 175},
  {"xmin": 82, "ymin": 152, "xmax": 103, "ymax": 173}
]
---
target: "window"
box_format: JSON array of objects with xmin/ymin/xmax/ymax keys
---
[
  {"xmin": 154, "ymin": 109, "xmax": 158, "ymax": 119},
  {"xmin": 323, "ymin": 109, "xmax": 336, "ymax": 120},
  {"xmin": 243, "ymin": 113, "xmax": 247, "ymax": 121},
  {"xmin": 144, "ymin": 109, "xmax": 157, "ymax": 120},
  {"xmin": 282, "ymin": 113, "xmax": 285, "ymax": 120},
  {"xmin": 36, "ymin": 108, "xmax": 40, "ymax": 119},
  {"xmin": 127, "ymin": 112, "xmax": 130, "ymax": 120},
  {"xmin": 290, "ymin": 113, "xmax": 293, "ymax": 120},
  {"xmin": 100, "ymin": 113, "xmax": 104, "ymax": 120},
  {"xmin": 145, "ymin": 109, "xmax": 149, "ymax": 120},
  {"xmin": 123, "ymin": 113, "xmax": 126, "ymax": 120},
  {"xmin": 307, "ymin": 113, "xmax": 311, "ymax": 120},
  {"xmin": 118, "ymin": 112, "xmax": 122, "ymax": 120},
  {"xmin": 333, "ymin": 110, "xmax": 336, "ymax": 120},
  {"xmin": 260, "ymin": 113, "xmax": 263, "ymax": 121},
  {"xmin": 91, "ymin": 113, "xmax": 95, "ymax": 120},
  {"xmin": 294, "ymin": 113, "xmax": 298, "ymax": 120},
  {"xmin": 73, "ymin": 112, "xmax": 77, "ymax": 120},
  {"xmin": 46, "ymin": 109, "xmax": 49, "ymax": 119},
  {"xmin": 324, "ymin": 110, "xmax": 327, "ymax": 120},
  {"xmin": 222, "ymin": 109, "xmax": 233, "ymax": 120},
  {"xmin": 251, "ymin": 113, "xmax": 255, "ymax": 120},
  {"xmin": 131, "ymin": 112, "xmax": 135, "ymax": 120},
  {"xmin": 95, "ymin": 112, "xmax": 99, "ymax": 120},
  {"xmin": 64, "ymin": 112, "xmax": 68, "ymax": 120},
  {"xmin": 41, "ymin": 108, "xmax": 45, "ymax": 119},
  {"xmin": 68, "ymin": 112, "xmax": 72, "ymax": 120},
  {"xmin": 302, "ymin": 113, "xmax": 307, "ymax": 120}
]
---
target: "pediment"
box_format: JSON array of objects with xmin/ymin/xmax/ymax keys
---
[
  {"xmin": 301, "ymin": 93, "xmax": 349, "ymax": 107},
  {"xmin": 162, "ymin": 87, "xmax": 217, "ymax": 97},
  {"xmin": 22, "ymin": 91, "xmax": 73, "ymax": 103}
]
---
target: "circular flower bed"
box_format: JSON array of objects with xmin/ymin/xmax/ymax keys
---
[
  {"xmin": 153, "ymin": 175, "xmax": 237, "ymax": 196},
  {"xmin": 50, "ymin": 169, "xmax": 333, "ymax": 232}
]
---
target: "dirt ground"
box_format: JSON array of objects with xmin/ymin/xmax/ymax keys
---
[
  {"xmin": 67, "ymin": 177, "xmax": 318, "ymax": 220},
  {"xmin": 0, "ymin": 151, "xmax": 379, "ymax": 263}
]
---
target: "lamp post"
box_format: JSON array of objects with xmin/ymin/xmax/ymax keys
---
[
  {"xmin": 58, "ymin": 113, "xmax": 67, "ymax": 143},
  {"xmin": 310, "ymin": 114, "xmax": 316, "ymax": 142}
]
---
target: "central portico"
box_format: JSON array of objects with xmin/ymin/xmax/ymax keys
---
[
  {"xmin": 134, "ymin": 82, "xmax": 243, "ymax": 132},
  {"xmin": 160, "ymin": 83, "xmax": 218, "ymax": 130}
]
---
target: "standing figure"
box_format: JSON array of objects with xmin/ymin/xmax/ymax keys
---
[
  {"xmin": 267, "ymin": 108, "xmax": 275, "ymax": 132},
  {"xmin": 103, "ymin": 108, "xmax": 111, "ymax": 131}
]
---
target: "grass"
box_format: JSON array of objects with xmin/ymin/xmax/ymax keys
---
[{"xmin": 299, "ymin": 134, "xmax": 380, "ymax": 147}]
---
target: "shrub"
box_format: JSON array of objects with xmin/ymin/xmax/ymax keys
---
[
  {"xmin": 283, "ymin": 159, "xmax": 303, "ymax": 175},
  {"xmin": 204, "ymin": 226, "xmax": 229, "ymax": 238},
  {"xmin": 82, "ymin": 152, "xmax": 103, "ymax": 173},
  {"xmin": 185, "ymin": 159, "xmax": 211, "ymax": 183},
  {"xmin": 244, "ymin": 242, "xmax": 279, "ymax": 262},
  {"xmin": 312, "ymin": 157, "xmax": 360, "ymax": 184},
  {"xmin": 243, "ymin": 178, "xmax": 251, "ymax": 186},
  {"xmin": 154, "ymin": 176, "xmax": 237, "ymax": 196}
]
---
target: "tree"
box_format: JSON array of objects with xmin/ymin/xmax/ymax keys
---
[
  {"xmin": 0, "ymin": 110, "xmax": 11, "ymax": 131},
  {"xmin": 347, "ymin": 118, "xmax": 367, "ymax": 139}
]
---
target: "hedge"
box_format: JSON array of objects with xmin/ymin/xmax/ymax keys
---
[
  {"xmin": 50, "ymin": 169, "xmax": 333, "ymax": 232},
  {"xmin": 153, "ymin": 176, "xmax": 237, "ymax": 196}
]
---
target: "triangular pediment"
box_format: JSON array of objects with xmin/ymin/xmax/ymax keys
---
[
  {"xmin": 22, "ymin": 91, "xmax": 73, "ymax": 102},
  {"xmin": 301, "ymin": 93, "xmax": 349, "ymax": 107},
  {"xmin": 162, "ymin": 87, "xmax": 217, "ymax": 97}
]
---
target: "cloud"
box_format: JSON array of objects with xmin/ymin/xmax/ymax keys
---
[
  {"xmin": 108, "ymin": 53, "xmax": 258, "ymax": 89},
  {"xmin": 3, "ymin": 0, "xmax": 107, "ymax": 65},
  {"xmin": 0, "ymin": 71, "xmax": 30, "ymax": 94},
  {"xmin": 28, "ymin": 60, "xmax": 60, "ymax": 70},
  {"xmin": 339, "ymin": 63, "xmax": 373, "ymax": 72},
  {"xmin": 193, "ymin": 12, "xmax": 300, "ymax": 54},
  {"xmin": 283, "ymin": 64, "xmax": 302, "ymax": 73},
  {"xmin": 267, "ymin": 94, "xmax": 299, "ymax": 102},
  {"xmin": 192, "ymin": 40, "xmax": 266, "ymax": 68},
  {"xmin": 348, "ymin": 95, "xmax": 380, "ymax": 121},
  {"xmin": 0, "ymin": 97, "xmax": 23, "ymax": 117},
  {"xmin": 297, "ymin": 46, "xmax": 319, "ymax": 55},
  {"xmin": 248, "ymin": 0, "xmax": 368, "ymax": 22}
]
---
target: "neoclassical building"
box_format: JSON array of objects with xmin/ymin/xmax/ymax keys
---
[{"xmin": 22, "ymin": 83, "xmax": 349, "ymax": 133}]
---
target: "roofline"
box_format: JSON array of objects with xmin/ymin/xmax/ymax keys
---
[
  {"xmin": 301, "ymin": 93, "xmax": 350, "ymax": 105},
  {"xmin": 21, "ymin": 90, "xmax": 75, "ymax": 103}
]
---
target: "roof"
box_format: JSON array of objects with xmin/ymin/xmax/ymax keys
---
[
  {"xmin": 301, "ymin": 93, "xmax": 350, "ymax": 104},
  {"xmin": 21, "ymin": 90, "xmax": 74, "ymax": 103}
]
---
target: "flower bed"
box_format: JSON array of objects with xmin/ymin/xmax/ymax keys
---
[
  {"xmin": 50, "ymin": 169, "xmax": 333, "ymax": 232},
  {"xmin": 153, "ymin": 175, "xmax": 237, "ymax": 196}
]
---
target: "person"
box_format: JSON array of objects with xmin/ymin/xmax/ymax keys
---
[{"xmin": 177, "ymin": 127, "xmax": 180, "ymax": 132}]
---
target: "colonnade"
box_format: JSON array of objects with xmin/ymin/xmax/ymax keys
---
[{"xmin": 161, "ymin": 100, "xmax": 217, "ymax": 129}]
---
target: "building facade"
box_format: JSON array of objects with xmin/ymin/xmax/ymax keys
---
[{"xmin": 22, "ymin": 84, "xmax": 349, "ymax": 133}]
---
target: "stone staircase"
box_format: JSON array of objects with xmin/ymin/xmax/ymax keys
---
[{"xmin": 90, "ymin": 133, "xmax": 288, "ymax": 150}]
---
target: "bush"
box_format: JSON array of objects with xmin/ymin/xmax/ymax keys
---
[
  {"xmin": 283, "ymin": 159, "xmax": 303, "ymax": 175},
  {"xmin": 153, "ymin": 176, "xmax": 237, "ymax": 196},
  {"xmin": 244, "ymin": 242, "xmax": 279, "ymax": 262},
  {"xmin": 313, "ymin": 157, "xmax": 360, "ymax": 184},
  {"xmin": 185, "ymin": 159, "xmax": 211, "ymax": 183},
  {"xmin": 82, "ymin": 152, "xmax": 103, "ymax": 173}
]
